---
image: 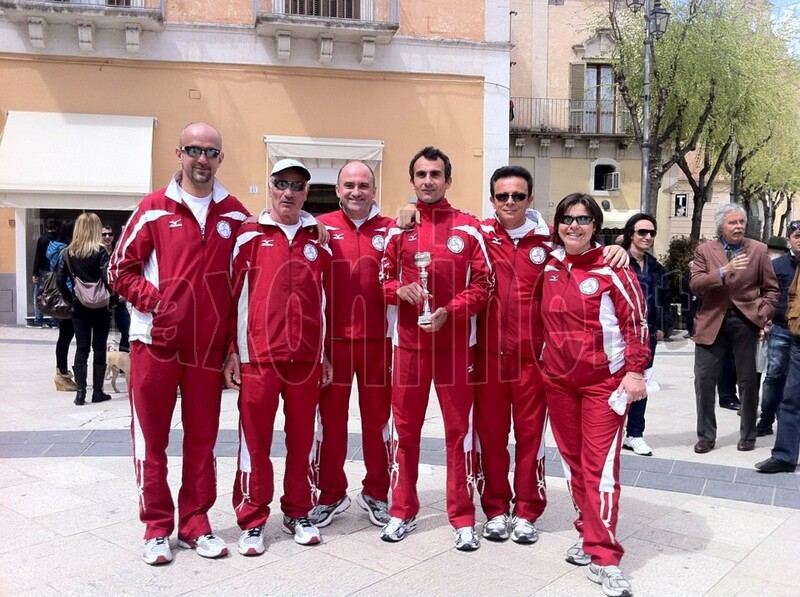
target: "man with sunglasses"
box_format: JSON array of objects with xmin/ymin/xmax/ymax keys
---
[
  {"xmin": 618, "ymin": 214, "xmax": 672, "ymax": 457},
  {"xmin": 690, "ymin": 203, "xmax": 778, "ymax": 454},
  {"xmin": 224, "ymin": 158, "xmax": 334, "ymax": 553},
  {"xmin": 109, "ymin": 122, "xmax": 250, "ymax": 565},
  {"xmin": 309, "ymin": 161, "xmax": 393, "ymax": 530},
  {"xmin": 102, "ymin": 225, "xmax": 130, "ymax": 352}
]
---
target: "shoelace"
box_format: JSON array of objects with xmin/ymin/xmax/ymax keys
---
[
  {"xmin": 245, "ymin": 527, "xmax": 261, "ymax": 538},
  {"xmin": 601, "ymin": 566, "xmax": 627, "ymax": 584},
  {"xmin": 152, "ymin": 537, "xmax": 168, "ymax": 546},
  {"xmin": 290, "ymin": 516, "xmax": 313, "ymax": 529}
]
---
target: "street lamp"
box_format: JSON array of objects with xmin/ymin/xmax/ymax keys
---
[{"xmin": 627, "ymin": 0, "xmax": 669, "ymax": 214}]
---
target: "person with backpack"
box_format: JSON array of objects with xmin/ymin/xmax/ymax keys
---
[{"xmin": 56, "ymin": 212, "xmax": 112, "ymax": 406}]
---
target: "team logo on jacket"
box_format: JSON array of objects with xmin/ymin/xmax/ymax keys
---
[
  {"xmin": 580, "ymin": 278, "xmax": 600, "ymax": 295},
  {"xmin": 372, "ymin": 234, "xmax": 385, "ymax": 251},
  {"xmin": 303, "ymin": 243, "xmax": 319, "ymax": 262},
  {"xmin": 529, "ymin": 247, "xmax": 546, "ymax": 264},
  {"xmin": 216, "ymin": 221, "xmax": 232, "ymax": 239},
  {"xmin": 447, "ymin": 235, "xmax": 465, "ymax": 254},
  {"xmin": 332, "ymin": 233, "xmax": 345, "ymax": 241}
]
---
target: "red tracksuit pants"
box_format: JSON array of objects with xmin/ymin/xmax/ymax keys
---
[
  {"xmin": 545, "ymin": 373, "xmax": 626, "ymax": 566},
  {"xmin": 475, "ymin": 350, "xmax": 548, "ymax": 521},
  {"xmin": 389, "ymin": 346, "xmax": 476, "ymax": 528},
  {"xmin": 233, "ymin": 361, "xmax": 322, "ymax": 530},
  {"xmin": 129, "ymin": 342, "xmax": 225, "ymax": 541},
  {"xmin": 316, "ymin": 339, "xmax": 392, "ymax": 504}
]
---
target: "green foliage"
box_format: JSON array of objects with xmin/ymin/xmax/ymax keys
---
[{"xmin": 660, "ymin": 235, "xmax": 699, "ymax": 305}]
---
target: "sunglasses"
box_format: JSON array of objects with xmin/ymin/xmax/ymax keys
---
[
  {"xmin": 272, "ymin": 179, "xmax": 307, "ymax": 192},
  {"xmin": 102, "ymin": 233, "xmax": 114, "ymax": 237},
  {"xmin": 635, "ymin": 229, "xmax": 657, "ymax": 238},
  {"xmin": 181, "ymin": 146, "xmax": 221, "ymax": 159},
  {"xmin": 559, "ymin": 215, "xmax": 594, "ymax": 226},
  {"xmin": 494, "ymin": 192, "xmax": 528, "ymax": 202}
]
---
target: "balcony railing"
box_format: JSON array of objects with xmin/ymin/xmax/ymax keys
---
[
  {"xmin": 259, "ymin": 0, "xmax": 399, "ymax": 23},
  {"xmin": 8, "ymin": 0, "xmax": 160, "ymax": 7},
  {"xmin": 511, "ymin": 97, "xmax": 634, "ymax": 136}
]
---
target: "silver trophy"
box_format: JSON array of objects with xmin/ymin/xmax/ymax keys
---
[{"xmin": 414, "ymin": 251, "xmax": 433, "ymax": 325}]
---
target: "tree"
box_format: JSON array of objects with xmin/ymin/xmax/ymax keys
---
[{"xmin": 610, "ymin": 0, "xmax": 798, "ymax": 233}]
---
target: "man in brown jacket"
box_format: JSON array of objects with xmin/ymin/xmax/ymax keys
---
[{"xmin": 690, "ymin": 203, "xmax": 779, "ymax": 454}]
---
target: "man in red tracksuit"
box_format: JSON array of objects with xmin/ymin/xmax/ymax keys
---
[
  {"xmin": 474, "ymin": 166, "xmax": 551, "ymax": 545},
  {"xmin": 310, "ymin": 161, "xmax": 393, "ymax": 529},
  {"xmin": 224, "ymin": 159, "xmax": 333, "ymax": 555},
  {"xmin": 379, "ymin": 147, "xmax": 492, "ymax": 551},
  {"xmin": 109, "ymin": 122, "xmax": 250, "ymax": 565}
]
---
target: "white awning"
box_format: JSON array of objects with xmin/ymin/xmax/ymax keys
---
[
  {"xmin": 264, "ymin": 135, "xmax": 384, "ymax": 185},
  {"xmin": 601, "ymin": 208, "xmax": 641, "ymax": 229},
  {"xmin": 0, "ymin": 111, "xmax": 156, "ymax": 210}
]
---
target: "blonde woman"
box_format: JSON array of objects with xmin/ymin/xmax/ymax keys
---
[{"xmin": 56, "ymin": 212, "xmax": 112, "ymax": 406}]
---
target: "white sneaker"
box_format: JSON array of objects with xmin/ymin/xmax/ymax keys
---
[
  {"xmin": 510, "ymin": 516, "xmax": 538, "ymax": 544},
  {"xmin": 587, "ymin": 563, "xmax": 633, "ymax": 597},
  {"xmin": 238, "ymin": 526, "xmax": 265, "ymax": 556},
  {"xmin": 453, "ymin": 526, "xmax": 480, "ymax": 551},
  {"xmin": 380, "ymin": 516, "xmax": 417, "ymax": 542},
  {"xmin": 566, "ymin": 537, "xmax": 591, "ymax": 566},
  {"xmin": 482, "ymin": 513, "xmax": 510, "ymax": 541},
  {"xmin": 178, "ymin": 532, "xmax": 229, "ymax": 558},
  {"xmin": 623, "ymin": 435, "xmax": 653, "ymax": 457},
  {"xmin": 142, "ymin": 536, "xmax": 173, "ymax": 565},
  {"xmin": 282, "ymin": 516, "xmax": 321, "ymax": 545}
]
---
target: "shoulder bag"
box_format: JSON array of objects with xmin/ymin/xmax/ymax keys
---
[{"xmin": 63, "ymin": 251, "xmax": 110, "ymax": 309}]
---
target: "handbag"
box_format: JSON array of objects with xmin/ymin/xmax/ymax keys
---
[
  {"xmin": 63, "ymin": 251, "xmax": 110, "ymax": 309},
  {"xmin": 36, "ymin": 269, "xmax": 72, "ymax": 319}
]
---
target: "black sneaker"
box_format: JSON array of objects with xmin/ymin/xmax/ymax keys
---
[{"xmin": 308, "ymin": 495, "xmax": 351, "ymax": 528}]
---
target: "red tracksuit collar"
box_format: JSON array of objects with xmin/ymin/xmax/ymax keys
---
[
  {"xmin": 415, "ymin": 198, "xmax": 453, "ymax": 215},
  {"xmin": 552, "ymin": 243, "xmax": 604, "ymax": 266}
]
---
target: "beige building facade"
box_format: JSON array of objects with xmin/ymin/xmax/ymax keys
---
[
  {"xmin": 508, "ymin": 0, "xmax": 790, "ymax": 257},
  {"xmin": 0, "ymin": 0, "xmax": 512, "ymax": 325}
]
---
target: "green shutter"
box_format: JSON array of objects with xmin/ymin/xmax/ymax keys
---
[{"xmin": 569, "ymin": 63, "xmax": 585, "ymax": 133}]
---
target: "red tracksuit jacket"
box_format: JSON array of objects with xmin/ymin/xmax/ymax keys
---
[
  {"xmin": 108, "ymin": 176, "xmax": 249, "ymax": 350},
  {"xmin": 380, "ymin": 199, "xmax": 494, "ymax": 350},
  {"xmin": 230, "ymin": 210, "xmax": 331, "ymax": 364},
  {"xmin": 540, "ymin": 245, "xmax": 650, "ymax": 384},
  {"xmin": 317, "ymin": 205, "xmax": 393, "ymax": 341},
  {"xmin": 477, "ymin": 212, "xmax": 552, "ymax": 360}
]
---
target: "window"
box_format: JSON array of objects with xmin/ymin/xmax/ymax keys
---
[
  {"xmin": 591, "ymin": 159, "xmax": 620, "ymax": 194},
  {"xmin": 304, "ymin": 184, "xmax": 339, "ymax": 216},
  {"xmin": 289, "ymin": 0, "xmax": 359, "ymax": 19},
  {"xmin": 569, "ymin": 62, "xmax": 629, "ymax": 134}
]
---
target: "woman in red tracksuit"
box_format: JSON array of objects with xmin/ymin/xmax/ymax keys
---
[{"xmin": 540, "ymin": 193, "xmax": 649, "ymax": 597}]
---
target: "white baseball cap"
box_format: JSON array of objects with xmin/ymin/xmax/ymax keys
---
[{"xmin": 270, "ymin": 158, "xmax": 311, "ymax": 181}]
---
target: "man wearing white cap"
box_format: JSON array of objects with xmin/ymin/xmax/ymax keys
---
[{"xmin": 224, "ymin": 158, "xmax": 334, "ymax": 554}]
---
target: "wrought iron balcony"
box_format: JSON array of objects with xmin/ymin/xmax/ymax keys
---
[
  {"xmin": 511, "ymin": 97, "xmax": 634, "ymax": 136},
  {"xmin": 0, "ymin": 0, "xmax": 161, "ymax": 9}
]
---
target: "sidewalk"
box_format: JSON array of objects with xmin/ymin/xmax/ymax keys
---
[{"xmin": 0, "ymin": 325, "xmax": 798, "ymax": 595}]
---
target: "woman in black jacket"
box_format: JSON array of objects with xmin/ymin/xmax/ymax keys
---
[{"xmin": 57, "ymin": 212, "xmax": 112, "ymax": 406}]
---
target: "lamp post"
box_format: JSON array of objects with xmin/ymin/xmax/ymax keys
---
[{"xmin": 627, "ymin": 0, "xmax": 669, "ymax": 215}]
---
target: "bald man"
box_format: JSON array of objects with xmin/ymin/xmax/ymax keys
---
[
  {"xmin": 110, "ymin": 122, "xmax": 250, "ymax": 565},
  {"xmin": 309, "ymin": 162, "xmax": 394, "ymax": 529}
]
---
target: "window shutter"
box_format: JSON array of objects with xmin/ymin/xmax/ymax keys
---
[
  {"xmin": 605, "ymin": 171, "xmax": 620, "ymax": 191},
  {"xmin": 569, "ymin": 63, "xmax": 586, "ymax": 133}
]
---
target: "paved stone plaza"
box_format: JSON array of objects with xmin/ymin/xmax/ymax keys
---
[{"xmin": 0, "ymin": 326, "xmax": 798, "ymax": 595}]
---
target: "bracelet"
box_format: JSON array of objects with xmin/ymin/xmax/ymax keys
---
[{"xmin": 625, "ymin": 372, "xmax": 644, "ymax": 380}]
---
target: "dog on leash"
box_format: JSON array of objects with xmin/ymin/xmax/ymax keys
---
[{"xmin": 106, "ymin": 346, "xmax": 131, "ymax": 393}]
